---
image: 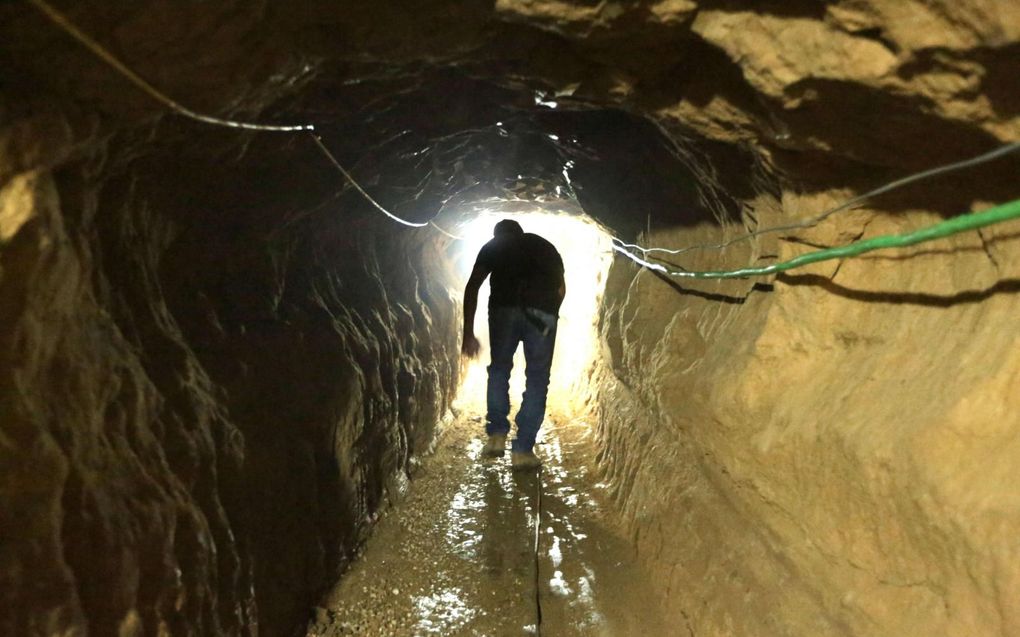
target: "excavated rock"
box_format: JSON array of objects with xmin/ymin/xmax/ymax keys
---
[
  {"xmin": 0, "ymin": 85, "xmax": 461, "ymax": 636},
  {"xmin": 2, "ymin": 1, "xmax": 1019, "ymax": 636},
  {"xmin": 594, "ymin": 191, "xmax": 1020, "ymax": 635}
]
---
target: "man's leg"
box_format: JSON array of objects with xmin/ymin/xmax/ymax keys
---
[
  {"xmin": 514, "ymin": 309, "xmax": 558, "ymax": 453},
  {"xmin": 486, "ymin": 307, "xmax": 520, "ymax": 437}
]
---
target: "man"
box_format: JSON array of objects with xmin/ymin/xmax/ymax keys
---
[{"xmin": 462, "ymin": 219, "xmax": 565, "ymax": 471}]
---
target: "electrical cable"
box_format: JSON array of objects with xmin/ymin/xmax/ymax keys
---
[
  {"xmin": 613, "ymin": 197, "xmax": 1020, "ymax": 279},
  {"xmin": 533, "ymin": 468, "xmax": 544, "ymax": 637},
  {"xmin": 429, "ymin": 221, "xmax": 466, "ymax": 240},
  {"xmin": 616, "ymin": 141, "xmax": 1020, "ymax": 257},
  {"xmin": 27, "ymin": 0, "xmax": 430, "ymax": 229},
  {"xmin": 25, "ymin": 0, "xmax": 313, "ymax": 132},
  {"xmin": 309, "ymin": 133, "xmax": 428, "ymax": 228},
  {"xmin": 26, "ymin": 3, "xmax": 1020, "ymax": 629},
  {"xmin": 27, "ymin": 0, "xmax": 1020, "ymax": 279}
]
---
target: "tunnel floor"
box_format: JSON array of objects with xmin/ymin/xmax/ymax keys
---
[{"xmin": 306, "ymin": 406, "xmax": 666, "ymax": 636}]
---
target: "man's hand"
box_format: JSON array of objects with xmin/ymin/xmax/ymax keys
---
[
  {"xmin": 462, "ymin": 261, "xmax": 488, "ymax": 360},
  {"xmin": 462, "ymin": 333, "xmax": 481, "ymax": 358}
]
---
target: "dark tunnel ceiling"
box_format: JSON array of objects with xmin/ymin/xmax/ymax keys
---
[
  {"xmin": 7, "ymin": 0, "xmax": 1020, "ymax": 232},
  {"xmin": 86, "ymin": 63, "xmax": 767, "ymax": 247},
  {"xmin": 7, "ymin": 1, "xmax": 1018, "ymax": 237},
  {"xmin": 263, "ymin": 65, "xmax": 764, "ymax": 237}
]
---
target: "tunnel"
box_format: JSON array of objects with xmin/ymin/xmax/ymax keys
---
[{"xmin": 2, "ymin": 1, "xmax": 1020, "ymax": 636}]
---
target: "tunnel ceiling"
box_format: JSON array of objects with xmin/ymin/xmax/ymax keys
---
[
  {"xmin": 4, "ymin": 3, "xmax": 1020, "ymax": 636},
  {"xmin": 5, "ymin": 0, "xmax": 1017, "ymax": 240}
]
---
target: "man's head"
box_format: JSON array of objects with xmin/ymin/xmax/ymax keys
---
[{"xmin": 493, "ymin": 219, "xmax": 524, "ymax": 238}]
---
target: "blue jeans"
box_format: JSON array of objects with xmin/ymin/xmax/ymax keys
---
[{"xmin": 486, "ymin": 306, "xmax": 558, "ymax": 453}]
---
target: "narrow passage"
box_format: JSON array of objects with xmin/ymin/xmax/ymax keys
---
[{"xmin": 306, "ymin": 410, "xmax": 666, "ymax": 636}]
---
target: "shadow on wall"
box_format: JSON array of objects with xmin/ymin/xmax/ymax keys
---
[{"xmin": 778, "ymin": 273, "xmax": 1020, "ymax": 306}]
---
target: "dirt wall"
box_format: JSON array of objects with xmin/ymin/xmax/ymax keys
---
[
  {"xmin": 593, "ymin": 191, "xmax": 1020, "ymax": 635},
  {"xmin": 3, "ymin": 1, "xmax": 1019, "ymax": 636},
  {"xmin": 0, "ymin": 112, "xmax": 460, "ymax": 635}
]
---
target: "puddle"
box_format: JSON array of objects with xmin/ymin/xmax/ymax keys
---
[{"xmin": 308, "ymin": 414, "xmax": 666, "ymax": 637}]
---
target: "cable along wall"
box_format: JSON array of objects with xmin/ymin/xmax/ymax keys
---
[{"xmin": 5, "ymin": 2, "xmax": 1020, "ymax": 636}]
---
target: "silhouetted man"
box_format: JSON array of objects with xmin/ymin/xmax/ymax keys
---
[{"xmin": 462, "ymin": 219, "xmax": 565, "ymax": 471}]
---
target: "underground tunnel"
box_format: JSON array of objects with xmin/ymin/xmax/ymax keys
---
[{"xmin": 2, "ymin": 1, "xmax": 1020, "ymax": 636}]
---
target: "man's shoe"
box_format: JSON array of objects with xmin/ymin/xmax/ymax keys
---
[
  {"xmin": 481, "ymin": 434, "xmax": 507, "ymax": 458},
  {"xmin": 511, "ymin": 450, "xmax": 542, "ymax": 472}
]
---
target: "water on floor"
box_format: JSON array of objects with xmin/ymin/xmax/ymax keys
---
[{"xmin": 307, "ymin": 411, "xmax": 666, "ymax": 637}]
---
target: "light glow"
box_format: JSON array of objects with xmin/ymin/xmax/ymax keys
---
[{"xmin": 454, "ymin": 210, "xmax": 613, "ymax": 419}]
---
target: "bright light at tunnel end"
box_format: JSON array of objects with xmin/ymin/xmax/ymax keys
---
[{"xmin": 451, "ymin": 208, "xmax": 614, "ymax": 420}]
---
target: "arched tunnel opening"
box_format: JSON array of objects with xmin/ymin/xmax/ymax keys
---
[
  {"xmin": 3, "ymin": 2, "xmax": 1020, "ymax": 636},
  {"xmin": 450, "ymin": 207, "xmax": 613, "ymax": 419}
]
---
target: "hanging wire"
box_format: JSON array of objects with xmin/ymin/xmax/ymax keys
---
[
  {"xmin": 29, "ymin": 0, "xmax": 1020, "ymax": 273},
  {"xmin": 309, "ymin": 133, "xmax": 428, "ymax": 228},
  {"xmin": 429, "ymin": 221, "xmax": 466, "ymax": 240},
  {"xmin": 617, "ymin": 141, "xmax": 1020, "ymax": 257},
  {"xmin": 27, "ymin": 0, "xmax": 432, "ymax": 229},
  {"xmin": 25, "ymin": 0, "xmax": 313, "ymax": 132},
  {"xmin": 613, "ymin": 197, "xmax": 1020, "ymax": 279}
]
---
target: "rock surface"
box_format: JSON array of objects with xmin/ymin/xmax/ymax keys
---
[
  {"xmin": 1, "ymin": 1, "xmax": 1019, "ymax": 636},
  {"xmin": 594, "ymin": 194, "xmax": 1020, "ymax": 635}
]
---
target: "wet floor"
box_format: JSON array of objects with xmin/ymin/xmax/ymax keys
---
[{"xmin": 306, "ymin": 411, "xmax": 666, "ymax": 637}]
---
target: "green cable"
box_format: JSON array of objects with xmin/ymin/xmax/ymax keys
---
[{"xmin": 618, "ymin": 198, "xmax": 1020, "ymax": 279}]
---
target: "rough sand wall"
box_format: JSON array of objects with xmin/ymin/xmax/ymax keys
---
[
  {"xmin": 485, "ymin": 1, "xmax": 1020, "ymax": 633},
  {"xmin": 594, "ymin": 193, "xmax": 1020, "ymax": 635},
  {"xmin": 0, "ymin": 119, "xmax": 460, "ymax": 636},
  {"xmin": 4, "ymin": 1, "xmax": 1020, "ymax": 635}
]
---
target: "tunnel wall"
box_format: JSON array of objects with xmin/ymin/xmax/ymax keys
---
[
  {"xmin": 592, "ymin": 190, "xmax": 1020, "ymax": 635},
  {"xmin": 0, "ymin": 114, "xmax": 460, "ymax": 636},
  {"xmin": 4, "ymin": 2, "xmax": 1020, "ymax": 636}
]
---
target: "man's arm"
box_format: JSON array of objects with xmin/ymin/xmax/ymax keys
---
[{"xmin": 462, "ymin": 260, "xmax": 490, "ymax": 357}]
